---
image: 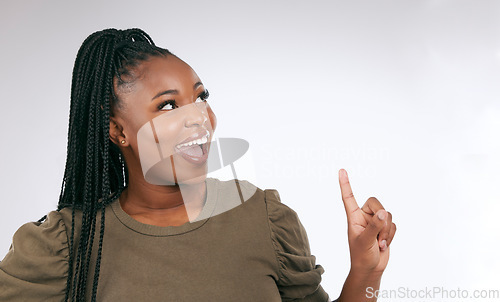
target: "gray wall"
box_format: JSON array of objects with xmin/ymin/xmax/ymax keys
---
[{"xmin": 1, "ymin": 0, "xmax": 499, "ymax": 298}]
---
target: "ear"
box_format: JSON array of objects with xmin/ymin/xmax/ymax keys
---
[{"xmin": 109, "ymin": 116, "xmax": 129, "ymax": 147}]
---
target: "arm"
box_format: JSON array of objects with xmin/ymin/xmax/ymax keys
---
[
  {"xmin": 335, "ymin": 169, "xmax": 397, "ymax": 302},
  {"xmin": 337, "ymin": 270, "xmax": 382, "ymax": 302},
  {"xmin": 0, "ymin": 211, "xmax": 69, "ymax": 301}
]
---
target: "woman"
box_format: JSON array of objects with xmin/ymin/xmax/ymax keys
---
[{"xmin": 0, "ymin": 28, "xmax": 396, "ymax": 301}]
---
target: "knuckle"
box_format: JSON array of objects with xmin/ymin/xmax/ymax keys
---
[
  {"xmin": 350, "ymin": 206, "xmax": 360, "ymax": 215},
  {"xmin": 342, "ymin": 192, "xmax": 355, "ymax": 200},
  {"xmin": 383, "ymin": 225, "xmax": 391, "ymax": 235},
  {"xmin": 368, "ymin": 196, "xmax": 384, "ymax": 208}
]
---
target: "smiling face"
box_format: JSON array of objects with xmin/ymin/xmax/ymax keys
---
[{"xmin": 109, "ymin": 55, "xmax": 217, "ymax": 186}]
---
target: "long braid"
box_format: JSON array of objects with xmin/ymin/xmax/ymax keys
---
[
  {"xmin": 56, "ymin": 28, "xmax": 172, "ymax": 301},
  {"xmin": 79, "ymin": 37, "xmax": 112, "ymax": 299},
  {"xmin": 58, "ymin": 31, "xmax": 106, "ymax": 302},
  {"xmin": 72, "ymin": 34, "xmax": 103, "ymax": 301},
  {"xmin": 81, "ymin": 37, "xmax": 116, "ymax": 300},
  {"xmin": 90, "ymin": 38, "xmax": 117, "ymax": 302}
]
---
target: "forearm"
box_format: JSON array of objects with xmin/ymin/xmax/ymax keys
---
[{"xmin": 336, "ymin": 269, "xmax": 382, "ymax": 302}]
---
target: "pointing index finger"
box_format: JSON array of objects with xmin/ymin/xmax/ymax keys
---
[{"xmin": 339, "ymin": 169, "xmax": 359, "ymax": 218}]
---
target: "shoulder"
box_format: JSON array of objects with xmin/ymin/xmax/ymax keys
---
[
  {"xmin": 208, "ymin": 178, "xmax": 305, "ymax": 248},
  {"xmin": 263, "ymin": 188, "xmax": 296, "ymax": 219},
  {"xmin": 0, "ymin": 210, "xmax": 69, "ymax": 301},
  {"xmin": 261, "ymin": 187, "xmax": 331, "ymax": 301},
  {"xmin": 207, "ymin": 177, "xmax": 294, "ymax": 218},
  {"xmin": 205, "ymin": 177, "xmax": 263, "ymax": 217},
  {"xmin": 207, "ymin": 177, "xmax": 260, "ymax": 201},
  {"xmin": 58, "ymin": 206, "xmax": 84, "ymax": 238},
  {"xmin": 2, "ymin": 210, "xmax": 69, "ymax": 263},
  {"xmin": 263, "ymin": 188, "xmax": 312, "ymax": 256}
]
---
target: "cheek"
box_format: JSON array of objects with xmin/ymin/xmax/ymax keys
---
[
  {"xmin": 136, "ymin": 113, "xmax": 185, "ymax": 175},
  {"xmin": 122, "ymin": 118, "xmax": 146, "ymax": 146},
  {"xmin": 152, "ymin": 113, "xmax": 183, "ymax": 141},
  {"xmin": 118, "ymin": 104, "xmax": 148, "ymax": 138}
]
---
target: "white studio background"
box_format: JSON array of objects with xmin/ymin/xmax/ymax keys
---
[{"xmin": 1, "ymin": 0, "xmax": 499, "ymax": 301}]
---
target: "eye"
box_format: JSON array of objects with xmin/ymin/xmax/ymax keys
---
[
  {"xmin": 158, "ymin": 100, "xmax": 177, "ymax": 111},
  {"xmin": 195, "ymin": 89, "xmax": 210, "ymax": 103}
]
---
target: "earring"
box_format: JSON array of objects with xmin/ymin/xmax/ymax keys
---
[{"xmin": 120, "ymin": 140, "xmax": 126, "ymax": 144}]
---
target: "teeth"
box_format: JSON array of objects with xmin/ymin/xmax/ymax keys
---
[{"xmin": 176, "ymin": 134, "xmax": 209, "ymax": 149}]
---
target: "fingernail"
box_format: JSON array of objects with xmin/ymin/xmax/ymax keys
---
[
  {"xmin": 380, "ymin": 240, "xmax": 387, "ymax": 250},
  {"xmin": 377, "ymin": 210, "xmax": 386, "ymax": 220}
]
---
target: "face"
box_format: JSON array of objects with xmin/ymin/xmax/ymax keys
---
[{"xmin": 109, "ymin": 55, "xmax": 217, "ymax": 186}]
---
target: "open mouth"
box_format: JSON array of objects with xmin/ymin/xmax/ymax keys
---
[{"xmin": 174, "ymin": 134, "xmax": 210, "ymax": 162}]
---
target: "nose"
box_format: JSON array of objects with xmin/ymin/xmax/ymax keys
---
[{"xmin": 184, "ymin": 103, "xmax": 208, "ymax": 128}]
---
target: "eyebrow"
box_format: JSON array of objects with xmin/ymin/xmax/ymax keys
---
[{"xmin": 151, "ymin": 81, "xmax": 204, "ymax": 101}]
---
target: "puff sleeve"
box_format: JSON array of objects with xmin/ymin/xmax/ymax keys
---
[
  {"xmin": 265, "ymin": 189, "xmax": 332, "ymax": 302},
  {"xmin": 0, "ymin": 210, "xmax": 69, "ymax": 301}
]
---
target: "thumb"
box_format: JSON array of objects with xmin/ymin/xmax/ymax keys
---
[{"xmin": 357, "ymin": 209, "xmax": 387, "ymax": 248}]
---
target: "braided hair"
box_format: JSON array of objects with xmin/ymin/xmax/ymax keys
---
[{"xmin": 48, "ymin": 28, "xmax": 172, "ymax": 301}]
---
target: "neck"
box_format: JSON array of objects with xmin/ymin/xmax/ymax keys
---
[{"xmin": 119, "ymin": 176, "xmax": 207, "ymax": 227}]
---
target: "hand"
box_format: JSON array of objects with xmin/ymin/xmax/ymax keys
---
[{"xmin": 338, "ymin": 169, "xmax": 396, "ymax": 276}]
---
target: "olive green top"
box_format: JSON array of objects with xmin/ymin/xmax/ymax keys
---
[{"xmin": 0, "ymin": 178, "xmax": 331, "ymax": 301}]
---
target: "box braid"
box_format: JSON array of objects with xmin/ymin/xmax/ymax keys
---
[{"xmin": 43, "ymin": 28, "xmax": 172, "ymax": 301}]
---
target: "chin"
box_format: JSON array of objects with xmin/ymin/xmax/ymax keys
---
[
  {"xmin": 143, "ymin": 155, "xmax": 208, "ymax": 186},
  {"xmin": 176, "ymin": 174, "xmax": 208, "ymax": 186}
]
